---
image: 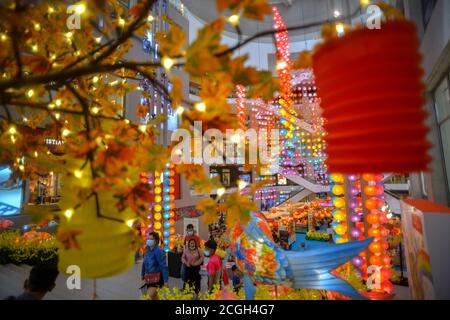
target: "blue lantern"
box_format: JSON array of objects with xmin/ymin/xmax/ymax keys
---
[{"xmin": 163, "ymin": 221, "xmax": 171, "ymax": 229}]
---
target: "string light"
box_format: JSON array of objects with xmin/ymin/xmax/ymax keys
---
[
  {"xmin": 92, "ymin": 76, "xmax": 99, "ymax": 83},
  {"xmin": 161, "ymin": 56, "xmax": 175, "ymax": 71},
  {"xmin": 176, "ymin": 106, "xmax": 184, "ymax": 115},
  {"xmin": 195, "ymin": 102, "xmax": 206, "ymax": 112},
  {"xmin": 147, "ymin": 15, "xmax": 154, "ymax": 22},
  {"xmin": 238, "ymin": 180, "xmax": 248, "ymax": 190},
  {"xmin": 228, "ymin": 14, "xmax": 240, "ymax": 26},
  {"xmin": 74, "ymin": 2, "xmax": 86, "ymax": 14},
  {"xmin": 126, "ymin": 219, "xmax": 135, "ymax": 228},
  {"xmin": 118, "ymin": 17, "xmax": 126, "ymax": 27},
  {"xmin": 217, "ymin": 188, "xmax": 226, "ymax": 198},
  {"xmin": 74, "ymin": 170, "xmax": 83, "ymax": 179},
  {"xmin": 8, "ymin": 126, "xmax": 16, "ymax": 135},
  {"xmin": 91, "ymin": 106, "xmax": 99, "ymax": 114},
  {"xmin": 27, "ymin": 89, "xmax": 34, "ymax": 98},
  {"xmin": 61, "ymin": 128, "xmax": 70, "ymax": 137},
  {"xmin": 64, "ymin": 209, "xmax": 74, "ymax": 219},
  {"xmin": 139, "ymin": 124, "xmax": 147, "ymax": 133},
  {"xmin": 336, "ymin": 23, "xmax": 345, "ymax": 35}
]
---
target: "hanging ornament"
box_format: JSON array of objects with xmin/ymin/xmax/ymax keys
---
[{"xmin": 313, "ymin": 21, "xmax": 431, "ymax": 173}]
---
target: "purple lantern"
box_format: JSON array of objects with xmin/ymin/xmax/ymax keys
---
[
  {"xmin": 349, "ymin": 198, "xmax": 359, "ymax": 209},
  {"xmin": 349, "ymin": 185, "xmax": 359, "ymax": 196},
  {"xmin": 350, "ymin": 213, "xmax": 360, "ymax": 223},
  {"xmin": 350, "ymin": 227, "xmax": 362, "ymax": 239},
  {"xmin": 352, "ymin": 256, "xmax": 364, "ymax": 268}
]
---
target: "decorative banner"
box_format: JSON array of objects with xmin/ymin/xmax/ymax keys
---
[{"xmin": 313, "ymin": 21, "xmax": 431, "ymax": 173}]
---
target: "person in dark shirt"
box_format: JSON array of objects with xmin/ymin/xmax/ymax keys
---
[
  {"xmin": 231, "ymin": 265, "xmax": 243, "ymax": 293},
  {"xmin": 5, "ymin": 263, "xmax": 59, "ymax": 300}
]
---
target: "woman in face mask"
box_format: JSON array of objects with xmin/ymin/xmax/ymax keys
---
[
  {"xmin": 181, "ymin": 238, "xmax": 203, "ymax": 296},
  {"xmin": 141, "ymin": 232, "xmax": 169, "ymax": 300}
]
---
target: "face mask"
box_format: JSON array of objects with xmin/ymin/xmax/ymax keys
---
[
  {"xmin": 204, "ymin": 249, "xmax": 210, "ymax": 257},
  {"xmin": 187, "ymin": 231, "xmax": 193, "ymax": 236},
  {"xmin": 189, "ymin": 245, "xmax": 196, "ymax": 250},
  {"xmin": 147, "ymin": 239, "xmax": 155, "ymax": 247}
]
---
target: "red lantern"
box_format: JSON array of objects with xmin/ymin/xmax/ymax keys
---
[
  {"xmin": 313, "ymin": 21, "xmax": 430, "ymax": 173},
  {"xmin": 382, "ymin": 281, "xmax": 394, "ymax": 294},
  {"xmin": 383, "ymin": 255, "xmax": 392, "ymax": 266}
]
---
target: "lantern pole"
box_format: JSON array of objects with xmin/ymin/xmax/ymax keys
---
[
  {"xmin": 360, "ymin": 177, "xmax": 371, "ymax": 272},
  {"xmin": 344, "ymin": 176, "xmax": 354, "ymax": 242}
]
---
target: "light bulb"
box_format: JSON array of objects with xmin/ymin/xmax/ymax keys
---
[
  {"xmin": 74, "ymin": 170, "xmax": 83, "ymax": 178},
  {"xmin": 75, "ymin": 3, "xmax": 86, "ymax": 14},
  {"xmin": 195, "ymin": 102, "xmax": 206, "ymax": 112},
  {"xmin": 228, "ymin": 15, "xmax": 240, "ymax": 26},
  {"xmin": 64, "ymin": 209, "xmax": 74, "ymax": 219},
  {"xmin": 336, "ymin": 23, "xmax": 345, "ymax": 34},
  {"xmin": 176, "ymin": 106, "xmax": 184, "ymax": 115},
  {"xmin": 238, "ymin": 180, "xmax": 247, "ymax": 190},
  {"xmin": 162, "ymin": 56, "xmax": 175, "ymax": 71},
  {"xmin": 217, "ymin": 188, "xmax": 226, "ymax": 197},
  {"xmin": 61, "ymin": 128, "xmax": 70, "ymax": 137},
  {"xmin": 27, "ymin": 89, "xmax": 34, "ymax": 98}
]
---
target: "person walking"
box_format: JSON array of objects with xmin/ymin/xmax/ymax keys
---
[
  {"xmin": 141, "ymin": 232, "xmax": 169, "ymax": 300},
  {"xmin": 181, "ymin": 224, "xmax": 201, "ymax": 281},
  {"xmin": 181, "ymin": 238, "xmax": 203, "ymax": 296},
  {"xmin": 204, "ymin": 239, "xmax": 223, "ymax": 293}
]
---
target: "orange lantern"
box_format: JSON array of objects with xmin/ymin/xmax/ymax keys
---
[
  {"xmin": 369, "ymin": 241, "xmax": 383, "ymax": 254},
  {"xmin": 369, "ymin": 255, "xmax": 383, "ymax": 266},
  {"xmin": 365, "ymin": 198, "xmax": 382, "ymax": 211},
  {"xmin": 368, "ymin": 227, "xmax": 381, "ymax": 238},
  {"xmin": 366, "ymin": 213, "xmax": 380, "ymax": 225}
]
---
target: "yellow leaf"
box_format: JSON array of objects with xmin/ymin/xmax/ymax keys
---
[{"xmin": 155, "ymin": 24, "xmax": 186, "ymax": 57}]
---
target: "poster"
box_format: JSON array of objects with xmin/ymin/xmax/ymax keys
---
[{"xmin": 400, "ymin": 201, "xmax": 435, "ymax": 300}]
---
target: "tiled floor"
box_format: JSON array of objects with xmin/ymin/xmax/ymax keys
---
[
  {"xmin": 0, "ymin": 262, "xmax": 202, "ymax": 300},
  {"xmin": 0, "ymin": 262, "xmax": 411, "ymax": 300}
]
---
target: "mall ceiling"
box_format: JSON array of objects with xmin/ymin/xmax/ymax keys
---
[{"xmin": 183, "ymin": 0, "xmax": 362, "ymax": 42}]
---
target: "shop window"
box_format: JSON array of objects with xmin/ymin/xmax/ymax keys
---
[
  {"xmin": 0, "ymin": 167, "xmax": 23, "ymax": 216},
  {"xmin": 434, "ymin": 74, "xmax": 450, "ymax": 202},
  {"xmin": 28, "ymin": 172, "xmax": 62, "ymax": 205}
]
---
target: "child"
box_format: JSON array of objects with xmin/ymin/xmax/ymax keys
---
[
  {"xmin": 231, "ymin": 265, "xmax": 244, "ymax": 293},
  {"xmin": 204, "ymin": 239, "xmax": 222, "ymax": 292}
]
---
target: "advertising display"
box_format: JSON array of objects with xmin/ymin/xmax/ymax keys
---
[{"xmin": 401, "ymin": 199, "xmax": 450, "ymax": 299}]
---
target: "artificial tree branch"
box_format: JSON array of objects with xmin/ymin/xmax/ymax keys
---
[
  {"xmin": 0, "ymin": 61, "xmax": 162, "ymax": 92},
  {"xmin": 215, "ymin": 6, "xmax": 361, "ymax": 57},
  {"xmin": 66, "ymin": 83, "xmax": 126, "ymax": 225},
  {"xmin": 92, "ymin": 0, "xmax": 156, "ymax": 64}
]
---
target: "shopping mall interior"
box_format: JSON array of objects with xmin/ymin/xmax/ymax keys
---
[{"xmin": 0, "ymin": 0, "xmax": 450, "ymax": 302}]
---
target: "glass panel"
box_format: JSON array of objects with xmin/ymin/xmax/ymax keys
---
[
  {"xmin": 0, "ymin": 167, "xmax": 23, "ymax": 216},
  {"xmin": 439, "ymin": 120, "xmax": 450, "ymax": 198},
  {"xmin": 434, "ymin": 76, "xmax": 450, "ymax": 123}
]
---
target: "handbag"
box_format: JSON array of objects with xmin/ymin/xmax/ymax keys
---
[{"xmin": 144, "ymin": 272, "xmax": 161, "ymax": 285}]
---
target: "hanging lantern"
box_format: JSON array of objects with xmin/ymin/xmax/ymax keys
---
[{"xmin": 313, "ymin": 21, "xmax": 431, "ymax": 173}]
